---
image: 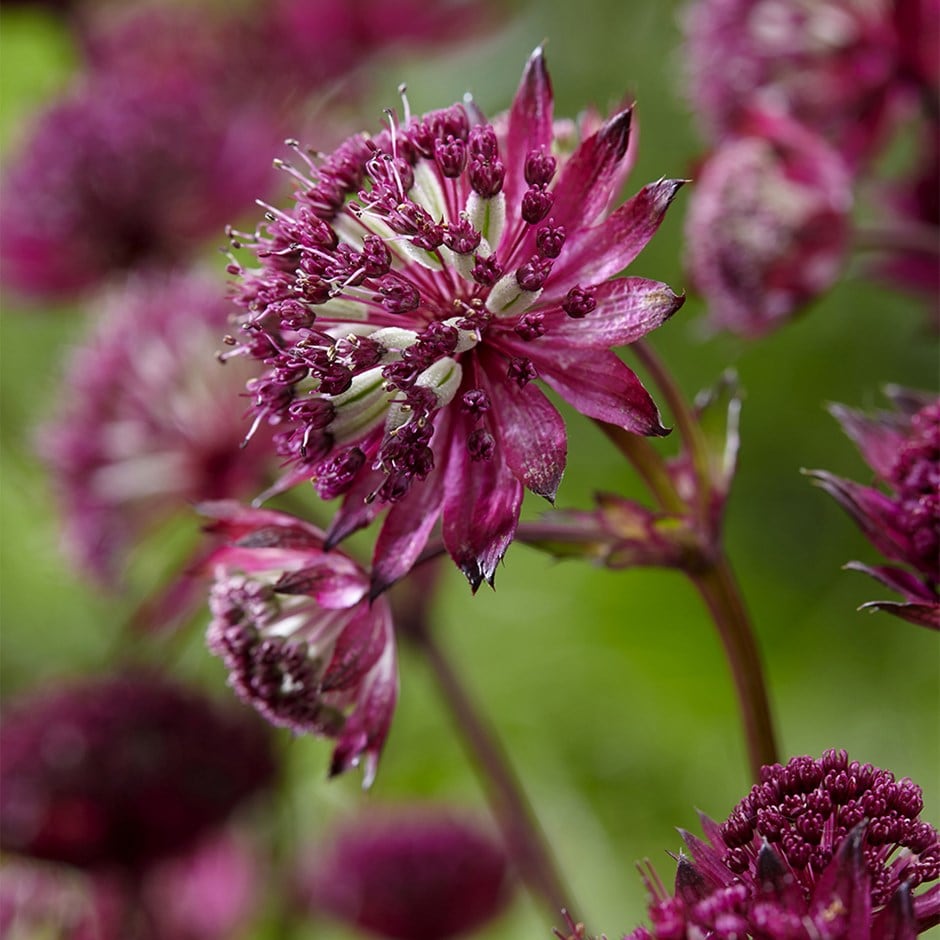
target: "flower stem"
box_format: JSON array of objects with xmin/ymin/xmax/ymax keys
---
[
  {"xmin": 596, "ymin": 420, "xmax": 687, "ymax": 514},
  {"xmin": 631, "ymin": 339, "xmax": 712, "ymax": 527},
  {"xmin": 688, "ymin": 553, "xmax": 779, "ymax": 780},
  {"xmin": 408, "ymin": 618, "xmax": 576, "ymax": 924}
]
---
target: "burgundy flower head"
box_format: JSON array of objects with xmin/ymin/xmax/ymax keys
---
[
  {"xmin": 807, "ymin": 386, "xmax": 939, "ymax": 630},
  {"xmin": 229, "ymin": 48, "xmax": 685, "ymax": 591},
  {"xmin": 627, "ymin": 750, "xmax": 940, "ymax": 939},
  {"xmin": 39, "ymin": 270, "xmax": 275, "ymax": 588},
  {"xmin": 0, "ymin": 673, "xmax": 276, "ymax": 871},
  {"xmin": 199, "ymin": 501, "xmax": 398, "ymax": 786},
  {"xmin": 684, "ymin": 107, "xmax": 852, "ymax": 337},
  {"xmin": 0, "ymin": 60, "xmax": 277, "ymax": 301},
  {"xmin": 682, "ymin": 0, "xmax": 901, "ymax": 168},
  {"xmin": 298, "ymin": 807, "xmax": 510, "ymax": 940}
]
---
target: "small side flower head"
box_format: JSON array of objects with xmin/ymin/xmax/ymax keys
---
[
  {"xmin": 0, "ymin": 25, "xmax": 278, "ymax": 302},
  {"xmin": 0, "ymin": 673, "xmax": 277, "ymax": 871},
  {"xmin": 681, "ymin": 0, "xmax": 902, "ymax": 169},
  {"xmin": 296, "ymin": 806, "xmax": 511, "ymax": 940},
  {"xmin": 684, "ymin": 107, "xmax": 853, "ymax": 337},
  {"xmin": 229, "ymin": 48, "xmax": 685, "ymax": 592},
  {"xmin": 39, "ymin": 269, "xmax": 276, "ymax": 590},
  {"xmin": 198, "ymin": 501, "xmax": 398, "ymax": 786},
  {"xmin": 806, "ymin": 386, "xmax": 939, "ymax": 630},
  {"xmin": 627, "ymin": 750, "xmax": 940, "ymax": 939}
]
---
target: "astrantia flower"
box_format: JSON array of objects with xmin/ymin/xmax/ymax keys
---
[
  {"xmin": 0, "ymin": 673, "xmax": 276, "ymax": 871},
  {"xmin": 229, "ymin": 48, "xmax": 685, "ymax": 591},
  {"xmin": 199, "ymin": 501, "xmax": 398, "ymax": 786},
  {"xmin": 39, "ymin": 270, "xmax": 275, "ymax": 588},
  {"xmin": 0, "ymin": 831, "xmax": 262, "ymax": 940},
  {"xmin": 0, "ymin": 66, "xmax": 277, "ymax": 300},
  {"xmin": 298, "ymin": 807, "xmax": 510, "ymax": 940},
  {"xmin": 807, "ymin": 387, "xmax": 939, "ymax": 630},
  {"xmin": 684, "ymin": 108, "xmax": 852, "ymax": 337},
  {"xmin": 681, "ymin": 0, "xmax": 901, "ymax": 169},
  {"xmin": 626, "ymin": 750, "xmax": 940, "ymax": 939}
]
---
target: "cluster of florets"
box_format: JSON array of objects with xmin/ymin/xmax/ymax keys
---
[
  {"xmin": 229, "ymin": 49, "xmax": 684, "ymax": 590},
  {"xmin": 627, "ymin": 750, "xmax": 940, "ymax": 939},
  {"xmin": 199, "ymin": 502, "xmax": 398, "ymax": 785}
]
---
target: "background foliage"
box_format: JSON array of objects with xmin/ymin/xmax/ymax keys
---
[{"xmin": 1, "ymin": 1, "xmax": 937, "ymax": 937}]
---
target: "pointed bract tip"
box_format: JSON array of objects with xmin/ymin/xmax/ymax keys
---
[{"xmin": 460, "ymin": 560, "xmax": 485, "ymax": 594}]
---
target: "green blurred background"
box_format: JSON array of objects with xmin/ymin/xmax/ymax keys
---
[{"xmin": 1, "ymin": 1, "xmax": 937, "ymax": 937}]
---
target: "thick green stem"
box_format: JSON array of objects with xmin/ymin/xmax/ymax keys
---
[
  {"xmin": 688, "ymin": 554, "xmax": 780, "ymax": 780},
  {"xmin": 409, "ymin": 619, "xmax": 576, "ymax": 924}
]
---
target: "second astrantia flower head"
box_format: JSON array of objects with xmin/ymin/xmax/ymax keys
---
[{"xmin": 228, "ymin": 48, "xmax": 684, "ymax": 592}]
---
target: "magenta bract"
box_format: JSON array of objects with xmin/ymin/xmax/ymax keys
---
[
  {"xmin": 199, "ymin": 502, "xmax": 398, "ymax": 786},
  {"xmin": 230, "ymin": 48, "xmax": 684, "ymax": 591},
  {"xmin": 808, "ymin": 387, "xmax": 939, "ymax": 630}
]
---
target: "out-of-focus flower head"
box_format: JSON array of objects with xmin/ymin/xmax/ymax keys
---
[
  {"xmin": 681, "ymin": 0, "xmax": 901, "ymax": 169},
  {"xmin": 684, "ymin": 107, "xmax": 853, "ymax": 337},
  {"xmin": 228, "ymin": 47, "xmax": 685, "ymax": 592},
  {"xmin": 626, "ymin": 750, "xmax": 940, "ymax": 939},
  {"xmin": 0, "ymin": 860, "xmax": 124, "ymax": 940},
  {"xmin": 297, "ymin": 806, "xmax": 510, "ymax": 940},
  {"xmin": 0, "ymin": 28, "xmax": 279, "ymax": 302},
  {"xmin": 258, "ymin": 0, "xmax": 496, "ymax": 97},
  {"xmin": 807, "ymin": 386, "xmax": 939, "ymax": 629},
  {"xmin": 0, "ymin": 830, "xmax": 262, "ymax": 940},
  {"xmin": 39, "ymin": 269, "xmax": 275, "ymax": 589},
  {"xmin": 0, "ymin": 673, "xmax": 277, "ymax": 871},
  {"xmin": 199, "ymin": 501, "xmax": 398, "ymax": 786}
]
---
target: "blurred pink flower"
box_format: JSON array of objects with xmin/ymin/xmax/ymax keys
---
[
  {"xmin": 298, "ymin": 806, "xmax": 510, "ymax": 940},
  {"xmin": 626, "ymin": 750, "xmax": 940, "ymax": 939},
  {"xmin": 0, "ymin": 673, "xmax": 276, "ymax": 871},
  {"xmin": 258, "ymin": 0, "xmax": 495, "ymax": 94},
  {"xmin": 808, "ymin": 386, "xmax": 939, "ymax": 629},
  {"xmin": 39, "ymin": 270, "xmax": 276, "ymax": 589},
  {"xmin": 0, "ymin": 830, "xmax": 263, "ymax": 940},
  {"xmin": 200, "ymin": 502, "xmax": 398, "ymax": 786},
  {"xmin": 684, "ymin": 108, "xmax": 852, "ymax": 337},
  {"xmin": 682, "ymin": 0, "xmax": 902, "ymax": 168},
  {"xmin": 0, "ymin": 70, "xmax": 278, "ymax": 301},
  {"xmin": 230, "ymin": 48, "xmax": 684, "ymax": 591}
]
